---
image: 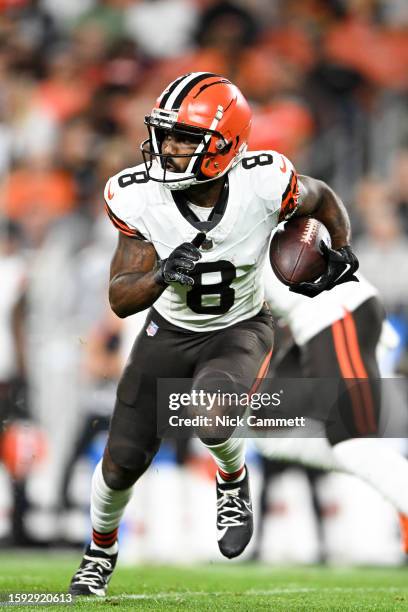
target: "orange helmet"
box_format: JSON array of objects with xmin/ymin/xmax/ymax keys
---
[{"xmin": 141, "ymin": 72, "xmax": 252, "ymax": 190}]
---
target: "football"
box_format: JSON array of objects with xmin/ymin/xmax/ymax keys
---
[{"xmin": 270, "ymin": 217, "xmax": 331, "ymax": 286}]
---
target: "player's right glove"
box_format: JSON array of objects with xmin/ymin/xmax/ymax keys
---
[{"xmin": 154, "ymin": 240, "xmax": 202, "ymax": 287}]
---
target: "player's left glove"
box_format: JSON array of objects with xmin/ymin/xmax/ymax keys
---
[{"xmin": 289, "ymin": 242, "xmax": 359, "ymax": 298}]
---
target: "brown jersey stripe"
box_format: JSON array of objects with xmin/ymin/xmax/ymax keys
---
[
  {"xmin": 281, "ymin": 171, "xmax": 298, "ymax": 208},
  {"xmin": 279, "ymin": 171, "xmax": 299, "ymax": 222},
  {"xmin": 105, "ymin": 203, "xmax": 145, "ymax": 239}
]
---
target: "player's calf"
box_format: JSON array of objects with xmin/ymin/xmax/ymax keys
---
[{"xmin": 102, "ymin": 447, "xmax": 143, "ymax": 490}]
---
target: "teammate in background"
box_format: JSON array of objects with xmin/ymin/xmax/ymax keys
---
[
  {"xmin": 256, "ymin": 265, "xmax": 408, "ymax": 553},
  {"xmin": 0, "ymin": 220, "xmax": 31, "ymax": 544},
  {"xmin": 69, "ymin": 72, "xmax": 358, "ymax": 596},
  {"xmin": 59, "ymin": 310, "xmax": 122, "ymax": 517}
]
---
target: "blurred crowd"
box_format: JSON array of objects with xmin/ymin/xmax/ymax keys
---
[
  {"xmin": 0, "ymin": 0, "xmax": 407, "ymax": 547},
  {"xmin": 0, "ymin": 0, "xmax": 406, "ymax": 295}
]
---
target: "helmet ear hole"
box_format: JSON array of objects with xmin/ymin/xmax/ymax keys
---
[
  {"xmin": 211, "ymin": 139, "xmax": 231, "ymax": 155},
  {"xmin": 220, "ymin": 141, "xmax": 232, "ymax": 156}
]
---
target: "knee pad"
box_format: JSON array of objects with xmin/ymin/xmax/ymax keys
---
[
  {"xmin": 108, "ymin": 397, "xmax": 161, "ymax": 476},
  {"xmin": 107, "ymin": 436, "xmax": 160, "ymax": 478},
  {"xmin": 192, "ymin": 368, "xmax": 239, "ymax": 396}
]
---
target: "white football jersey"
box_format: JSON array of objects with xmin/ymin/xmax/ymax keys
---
[
  {"xmin": 264, "ymin": 262, "xmax": 379, "ymax": 345},
  {"xmin": 105, "ymin": 151, "xmax": 299, "ymax": 331}
]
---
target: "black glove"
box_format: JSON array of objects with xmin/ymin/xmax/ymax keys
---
[
  {"xmin": 154, "ymin": 235, "xmax": 204, "ymax": 287},
  {"xmin": 289, "ymin": 241, "xmax": 359, "ymax": 298}
]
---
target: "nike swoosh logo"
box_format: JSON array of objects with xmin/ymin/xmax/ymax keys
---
[
  {"xmin": 279, "ymin": 156, "xmax": 287, "ymax": 173},
  {"xmin": 107, "ymin": 181, "xmax": 114, "ymax": 200},
  {"xmin": 88, "ymin": 586, "xmax": 106, "ymax": 596},
  {"xmin": 217, "ymin": 527, "xmax": 228, "ymax": 541}
]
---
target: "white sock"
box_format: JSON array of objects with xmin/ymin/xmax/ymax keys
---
[
  {"xmin": 90, "ymin": 541, "xmax": 119, "ymax": 555},
  {"xmin": 332, "ymin": 438, "xmax": 408, "ymax": 515},
  {"xmin": 90, "ymin": 460, "xmax": 134, "ymax": 552},
  {"xmin": 215, "ymin": 468, "xmax": 246, "ymax": 484},
  {"xmin": 203, "ymin": 437, "xmax": 246, "ymax": 481}
]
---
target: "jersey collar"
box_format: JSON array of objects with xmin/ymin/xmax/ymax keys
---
[{"xmin": 170, "ymin": 178, "xmax": 229, "ymax": 232}]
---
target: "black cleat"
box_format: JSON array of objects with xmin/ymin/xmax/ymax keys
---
[
  {"xmin": 216, "ymin": 467, "xmax": 253, "ymax": 558},
  {"xmin": 69, "ymin": 545, "xmax": 117, "ymax": 597}
]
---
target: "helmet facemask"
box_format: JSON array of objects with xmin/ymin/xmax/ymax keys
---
[{"xmin": 141, "ymin": 106, "xmax": 233, "ymax": 191}]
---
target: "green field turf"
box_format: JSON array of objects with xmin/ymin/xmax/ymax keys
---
[{"xmin": 0, "ymin": 553, "xmax": 407, "ymax": 611}]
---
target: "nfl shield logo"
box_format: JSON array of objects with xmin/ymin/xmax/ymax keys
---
[{"xmin": 146, "ymin": 320, "xmax": 159, "ymax": 337}]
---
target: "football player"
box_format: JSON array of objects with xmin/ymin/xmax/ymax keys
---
[
  {"xmin": 256, "ymin": 266, "xmax": 408, "ymax": 553},
  {"xmin": 69, "ymin": 72, "xmax": 358, "ymax": 596}
]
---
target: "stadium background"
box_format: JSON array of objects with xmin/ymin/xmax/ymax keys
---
[{"xmin": 0, "ymin": 0, "xmax": 407, "ymax": 568}]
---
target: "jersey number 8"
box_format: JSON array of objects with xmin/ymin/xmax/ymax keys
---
[{"xmin": 187, "ymin": 261, "xmax": 236, "ymax": 315}]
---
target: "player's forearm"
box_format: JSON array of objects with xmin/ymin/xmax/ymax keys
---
[
  {"xmin": 297, "ymin": 176, "xmax": 351, "ymax": 249},
  {"xmin": 313, "ymin": 186, "xmax": 351, "ymax": 249},
  {"xmin": 109, "ymin": 271, "xmax": 165, "ymax": 318}
]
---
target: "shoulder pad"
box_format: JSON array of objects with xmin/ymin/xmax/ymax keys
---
[
  {"xmin": 104, "ymin": 165, "xmax": 150, "ymax": 238},
  {"xmin": 239, "ymin": 151, "xmax": 294, "ymax": 199}
]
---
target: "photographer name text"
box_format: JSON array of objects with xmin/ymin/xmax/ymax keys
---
[{"xmin": 168, "ymin": 415, "xmax": 306, "ymax": 428}]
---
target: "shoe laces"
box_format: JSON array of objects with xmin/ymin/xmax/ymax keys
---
[
  {"xmin": 217, "ymin": 487, "xmax": 250, "ymax": 527},
  {"xmin": 72, "ymin": 555, "xmax": 112, "ymax": 587}
]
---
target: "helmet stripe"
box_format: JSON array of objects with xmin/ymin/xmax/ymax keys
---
[
  {"xmin": 158, "ymin": 74, "xmax": 189, "ymax": 109},
  {"xmin": 164, "ymin": 72, "xmax": 216, "ymax": 111}
]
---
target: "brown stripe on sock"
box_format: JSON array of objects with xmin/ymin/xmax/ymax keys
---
[
  {"xmin": 92, "ymin": 528, "xmax": 118, "ymax": 548},
  {"xmin": 218, "ymin": 466, "xmax": 245, "ymax": 482}
]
